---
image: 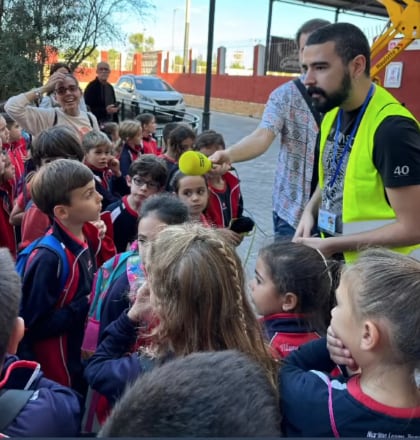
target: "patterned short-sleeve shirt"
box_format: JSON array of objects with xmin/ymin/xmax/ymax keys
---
[{"xmin": 259, "ymin": 78, "xmax": 319, "ymax": 228}]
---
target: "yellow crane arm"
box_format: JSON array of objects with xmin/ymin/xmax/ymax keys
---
[{"xmin": 370, "ymin": 0, "xmax": 420, "ymax": 79}]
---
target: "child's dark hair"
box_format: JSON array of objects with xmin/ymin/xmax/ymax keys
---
[
  {"xmin": 140, "ymin": 193, "xmax": 189, "ymax": 225},
  {"xmin": 82, "ymin": 130, "xmax": 112, "ymax": 153},
  {"xmin": 128, "ymin": 154, "xmax": 167, "ymax": 188},
  {"xmin": 170, "ymin": 170, "xmax": 207, "ymax": 194},
  {"xmin": 162, "ymin": 122, "xmax": 180, "ymax": 146},
  {"xmin": 101, "ymin": 122, "xmax": 119, "ymax": 140},
  {"xmin": 259, "ymin": 241, "xmax": 340, "ymax": 333},
  {"xmin": 0, "ymin": 248, "xmax": 21, "ymax": 363},
  {"xmin": 195, "ymin": 130, "xmax": 225, "ymax": 151},
  {"xmin": 167, "ymin": 124, "xmax": 196, "ymax": 158},
  {"xmin": 99, "ymin": 350, "xmax": 281, "ymax": 438},
  {"xmin": 31, "ymin": 126, "xmax": 84, "ymax": 168},
  {"xmin": 1, "ymin": 112, "xmax": 16, "ymax": 128},
  {"xmin": 30, "ymin": 159, "xmax": 94, "ymax": 217},
  {"xmin": 136, "ymin": 113, "xmax": 155, "ymax": 127}
]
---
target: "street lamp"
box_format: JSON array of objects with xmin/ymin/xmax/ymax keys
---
[
  {"xmin": 172, "ymin": 8, "xmax": 180, "ymax": 52},
  {"xmin": 182, "ymin": 0, "xmax": 191, "ymax": 73}
]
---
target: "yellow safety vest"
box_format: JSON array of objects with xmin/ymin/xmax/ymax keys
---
[{"xmin": 319, "ymin": 85, "xmax": 420, "ymax": 262}]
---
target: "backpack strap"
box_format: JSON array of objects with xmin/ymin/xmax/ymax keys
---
[
  {"xmin": 87, "ymin": 113, "xmax": 94, "ymax": 128},
  {"xmin": 36, "ymin": 235, "xmax": 70, "ymax": 291},
  {"xmin": 293, "ymin": 78, "xmax": 322, "ymax": 128},
  {"xmin": 0, "ymin": 389, "xmax": 34, "ymax": 432}
]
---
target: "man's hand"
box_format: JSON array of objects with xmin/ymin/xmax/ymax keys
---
[
  {"xmin": 293, "ymin": 209, "xmax": 316, "ymax": 240},
  {"xmin": 208, "ymin": 150, "xmax": 232, "ymax": 175},
  {"xmin": 293, "ymin": 236, "xmax": 336, "ymax": 257},
  {"xmin": 106, "ymin": 104, "xmax": 120, "ymax": 115}
]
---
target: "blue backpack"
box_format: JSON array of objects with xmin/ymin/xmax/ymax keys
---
[{"xmin": 16, "ymin": 235, "xmax": 69, "ymax": 291}]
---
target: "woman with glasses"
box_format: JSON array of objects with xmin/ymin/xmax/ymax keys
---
[
  {"xmin": 5, "ymin": 71, "xmax": 99, "ymax": 140},
  {"xmin": 39, "ymin": 63, "xmax": 88, "ymax": 113}
]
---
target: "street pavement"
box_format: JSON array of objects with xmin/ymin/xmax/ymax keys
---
[{"xmin": 186, "ymin": 107, "xmax": 278, "ymax": 278}]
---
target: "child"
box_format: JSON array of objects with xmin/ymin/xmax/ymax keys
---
[
  {"xmin": 19, "ymin": 159, "xmax": 103, "ymax": 395},
  {"xmin": 0, "ymin": 151, "xmax": 16, "ymax": 256},
  {"xmin": 99, "ymin": 193, "xmax": 189, "ymax": 339},
  {"xmin": 171, "ymin": 170, "xmax": 209, "ymax": 225},
  {"xmin": 281, "ymin": 248, "xmax": 420, "ymax": 437},
  {"xmin": 117, "ymin": 119, "xmax": 143, "ymax": 179},
  {"xmin": 99, "ymin": 351, "xmax": 281, "ymax": 437},
  {"xmin": 0, "ymin": 248, "xmax": 82, "ymax": 437},
  {"xmin": 101, "ymin": 122, "xmax": 120, "ymax": 155},
  {"xmin": 82, "ymin": 194, "xmax": 189, "ymax": 433},
  {"xmin": 82, "ymin": 130, "xmax": 127, "ymax": 209},
  {"xmin": 250, "ymin": 241, "xmax": 337, "ymax": 359},
  {"xmin": 1, "ymin": 112, "xmax": 27, "ymax": 198},
  {"xmin": 161, "ymin": 121, "xmax": 180, "ymax": 154},
  {"xmin": 106, "ymin": 155, "xmax": 167, "ymax": 253},
  {"xmin": 196, "ymin": 129, "xmax": 246, "ymax": 245},
  {"xmin": 12, "ymin": 125, "xmax": 85, "ymax": 246},
  {"xmin": 136, "ymin": 113, "xmax": 159, "ymax": 155},
  {"xmin": 85, "ymin": 224, "xmax": 277, "ymax": 405},
  {"xmin": 161, "ymin": 124, "xmax": 196, "ymax": 189}
]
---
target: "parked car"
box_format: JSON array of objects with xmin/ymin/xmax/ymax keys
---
[{"xmin": 114, "ymin": 74, "xmax": 186, "ymax": 120}]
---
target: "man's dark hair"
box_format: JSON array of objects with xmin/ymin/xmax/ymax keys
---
[
  {"xmin": 306, "ymin": 22, "xmax": 371, "ymax": 75},
  {"xmin": 295, "ymin": 18, "xmax": 330, "ymax": 48},
  {"xmin": 99, "ymin": 350, "xmax": 282, "ymax": 437}
]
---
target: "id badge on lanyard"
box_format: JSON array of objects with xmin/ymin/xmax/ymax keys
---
[
  {"xmin": 317, "ymin": 84, "xmax": 375, "ymax": 237},
  {"xmin": 318, "ymin": 189, "xmax": 337, "ymax": 235}
]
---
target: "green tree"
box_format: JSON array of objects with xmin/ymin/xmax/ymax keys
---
[
  {"xmin": 0, "ymin": 0, "xmax": 154, "ymax": 99},
  {"xmin": 128, "ymin": 33, "xmax": 155, "ymax": 53}
]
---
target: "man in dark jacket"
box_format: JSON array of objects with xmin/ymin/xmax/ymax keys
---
[{"xmin": 84, "ymin": 62, "xmax": 120, "ymax": 125}]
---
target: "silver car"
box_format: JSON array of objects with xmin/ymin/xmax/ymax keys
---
[{"xmin": 114, "ymin": 74, "xmax": 186, "ymax": 120}]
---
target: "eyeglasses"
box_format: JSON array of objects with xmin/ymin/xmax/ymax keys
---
[
  {"xmin": 98, "ymin": 68, "xmax": 110, "ymax": 72},
  {"xmin": 55, "ymin": 85, "xmax": 79, "ymax": 95},
  {"xmin": 132, "ymin": 176, "xmax": 160, "ymax": 190}
]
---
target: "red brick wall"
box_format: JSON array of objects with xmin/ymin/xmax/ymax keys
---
[{"xmin": 74, "ymin": 54, "xmax": 420, "ymax": 120}]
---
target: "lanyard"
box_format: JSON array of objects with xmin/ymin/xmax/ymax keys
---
[{"xmin": 328, "ymin": 84, "xmax": 375, "ymax": 189}]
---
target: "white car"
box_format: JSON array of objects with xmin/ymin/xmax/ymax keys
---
[{"xmin": 114, "ymin": 74, "xmax": 186, "ymax": 120}]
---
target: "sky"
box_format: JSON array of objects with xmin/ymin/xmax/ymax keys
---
[
  {"xmin": 116, "ymin": 0, "xmax": 389, "ymax": 66},
  {"xmin": 144, "ymin": 1, "xmax": 387, "ymax": 46}
]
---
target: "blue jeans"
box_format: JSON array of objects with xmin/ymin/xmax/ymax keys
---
[{"xmin": 272, "ymin": 212, "xmax": 295, "ymax": 240}]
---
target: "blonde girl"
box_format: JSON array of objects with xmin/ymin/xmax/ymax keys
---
[{"xmin": 85, "ymin": 224, "xmax": 277, "ymax": 405}]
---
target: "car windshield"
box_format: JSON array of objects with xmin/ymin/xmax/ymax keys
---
[{"xmin": 134, "ymin": 77, "xmax": 174, "ymax": 92}]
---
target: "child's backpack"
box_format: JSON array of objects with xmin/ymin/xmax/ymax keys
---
[
  {"xmin": 0, "ymin": 389, "xmax": 35, "ymax": 434},
  {"xmin": 81, "ymin": 250, "xmax": 144, "ymax": 360},
  {"xmin": 81, "ymin": 249, "xmax": 144, "ymax": 435},
  {"xmin": 16, "ymin": 234, "xmax": 69, "ymax": 291}
]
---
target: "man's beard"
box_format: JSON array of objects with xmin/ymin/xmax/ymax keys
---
[{"xmin": 307, "ymin": 69, "xmax": 351, "ymax": 113}]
